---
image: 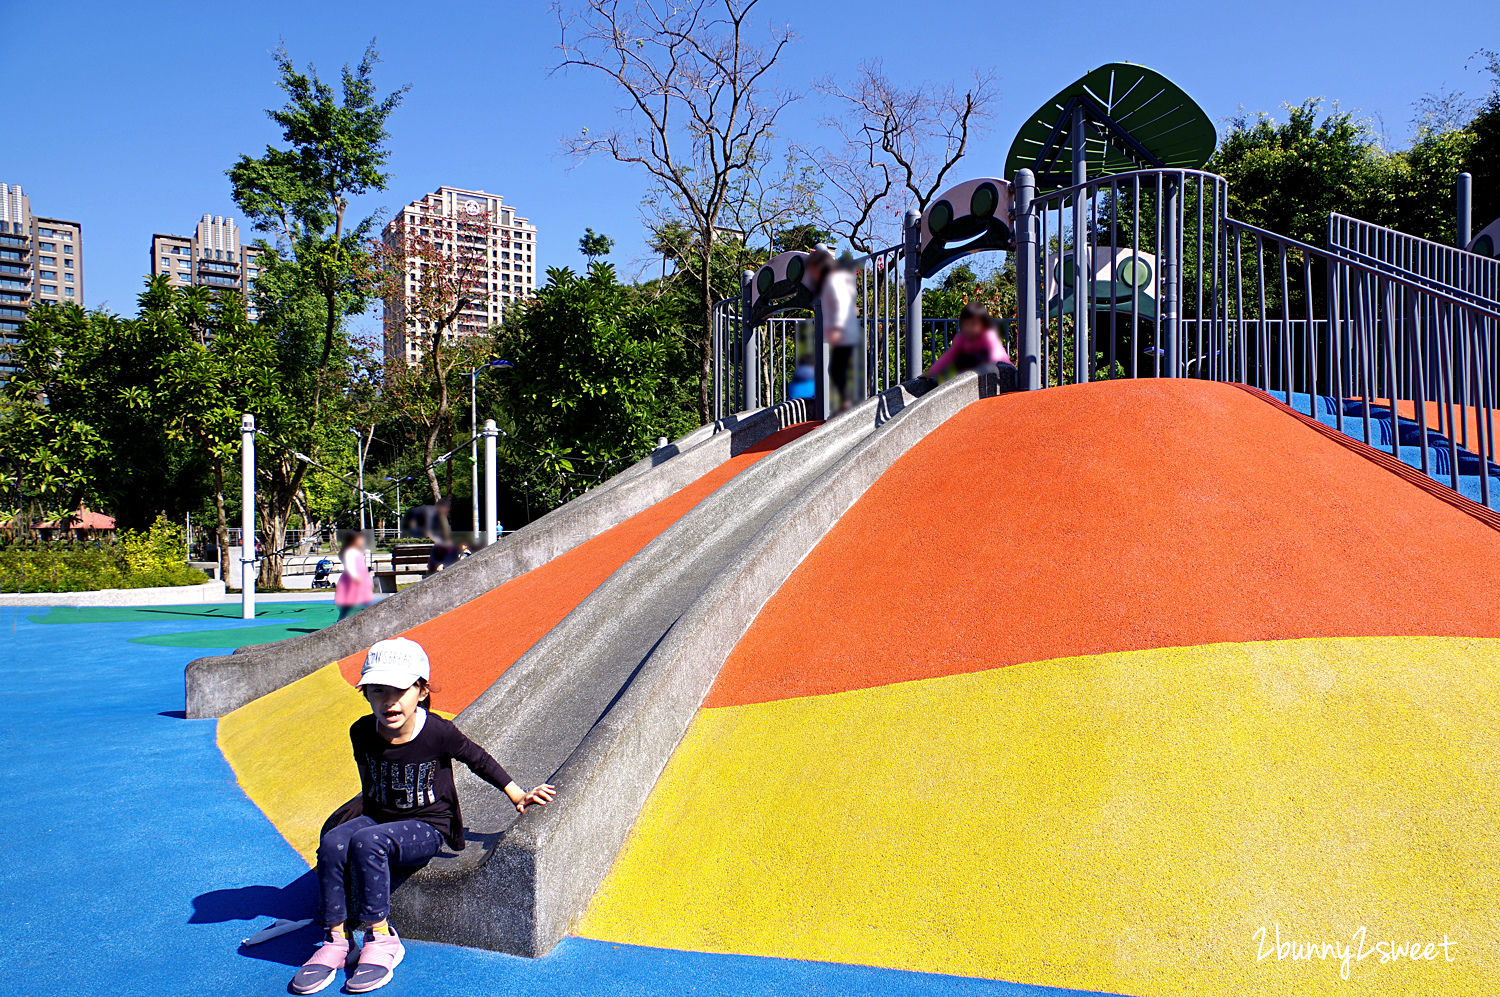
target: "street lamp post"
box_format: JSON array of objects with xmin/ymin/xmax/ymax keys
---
[
  {"xmin": 483, "ymin": 419, "xmax": 499, "ymax": 546},
  {"xmin": 240, "ymin": 414, "xmax": 256, "ymax": 621},
  {"xmin": 469, "ymin": 359, "xmax": 514, "ymax": 541},
  {"xmin": 383, "ymin": 476, "xmax": 411, "ymax": 531},
  {"xmin": 347, "ymin": 428, "xmax": 369, "ymax": 533}
]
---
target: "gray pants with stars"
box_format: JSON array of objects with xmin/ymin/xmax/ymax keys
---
[{"xmin": 316, "ymin": 816, "xmax": 443, "ymax": 925}]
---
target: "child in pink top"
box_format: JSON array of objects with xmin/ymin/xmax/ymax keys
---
[
  {"xmin": 334, "ymin": 532, "xmax": 374, "ymax": 621},
  {"xmin": 925, "ymin": 302, "xmax": 1011, "ymax": 378}
]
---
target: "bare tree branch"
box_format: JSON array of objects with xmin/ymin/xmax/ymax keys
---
[
  {"xmin": 801, "ymin": 61, "xmax": 998, "ymax": 253},
  {"xmin": 554, "ymin": 0, "xmax": 799, "ymax": 420}
]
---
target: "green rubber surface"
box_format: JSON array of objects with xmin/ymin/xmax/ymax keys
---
[{"xmin": 29, "ymin": 602, "xmax": 338, "ymax": 650}]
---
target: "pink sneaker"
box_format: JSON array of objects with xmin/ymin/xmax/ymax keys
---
[
  {"xmin": 345, "ymin": 927, "xmax": 404, "ymax": 993},
  {"xmin": 289, "ymin": 931, "xmax": 354, "ymax": 995}
]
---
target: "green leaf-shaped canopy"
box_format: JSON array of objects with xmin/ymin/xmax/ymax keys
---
[{"xmin": 1005, "ymin": 63, "xmax": 1215, "ymax": 190}]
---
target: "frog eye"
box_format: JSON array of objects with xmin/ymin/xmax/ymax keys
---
[
  {"xmin": 928, "ymin": 200, "xmax": 953, "ymax": 235},
  {"xmin": 970, "ymin": 183, "xmax": 999, "ymax": 218}
]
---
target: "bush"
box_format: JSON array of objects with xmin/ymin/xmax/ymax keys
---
[{"xmin": 0, "ymin": 515, "xmax": 208, "ymax": 593}]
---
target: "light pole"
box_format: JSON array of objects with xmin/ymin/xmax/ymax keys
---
[
  {"xmin": 469, "ymin": 359, "xmax": 514, "ymax": 540},
  {"xmin": 348, "ymin": 428, "xmax": 369, "ymax": 533},
  {"xmin": 483, "ymin": 419, "xmax": 499, "ymax": 546},
  {"xmin": 384, "ymin": 476, "xmax": 411, "ymax": 530}
]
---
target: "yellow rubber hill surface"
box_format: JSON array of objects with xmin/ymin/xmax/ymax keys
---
[{"xmin": 580, "ymin": 381, "xmax": 1500, "ymax": 996}]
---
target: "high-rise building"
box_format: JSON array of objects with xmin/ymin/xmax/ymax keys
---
[
  {"xmin": 0, "ymin": 183, "xmax": 84, "ymax": 376},
  {"xmin": 382, "ymin": 186, "xmax": 537, "ymax": 365},
  {"xmin": 150, "ymin": 214, "xmax": 263, "ymax": 316}
]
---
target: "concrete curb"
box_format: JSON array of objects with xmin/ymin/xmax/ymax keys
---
[
  {"xmin": 182, "ymin": 402, "xmax": 809, "ymax": 719},
  {"xmin": 0, "ymin": 580, "xmax": 227, "ymax": 607},
  {"xmin": 390, "ymin": 366, "xmax": 1014, "ymax": 954}
]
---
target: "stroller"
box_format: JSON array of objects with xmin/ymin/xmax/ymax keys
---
[{"xmin": 311, "ymin": 557, "xmax": 335, "ymax": 590}]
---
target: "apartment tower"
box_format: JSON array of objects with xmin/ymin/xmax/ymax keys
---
[
  {"xmin": 0, "ymin": 183, "xmax": 83, "ymax": 376},
  {"xmin": 150, "ymin": 215, "xmax": 262, "ymax": 315},
  {"xmin": 382, "ymin": 186, "xmax": 537, "ymax": 365}
]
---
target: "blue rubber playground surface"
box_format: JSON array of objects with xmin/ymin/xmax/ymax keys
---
[{"xmin": 0, "ymin": 604, "xmax": 1116, "ymax": 997}]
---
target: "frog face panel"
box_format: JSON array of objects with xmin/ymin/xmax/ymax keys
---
[
  {"xmin": 749, "ymin": 251, "xmax": 815, "ymax": 324},
  {"xmin": 1045, "ymin": 246, "xmax": 1159, "ymax": 320},
  {"xmin": 918, "ymin": 178, "xmax": 1016, "ymax": 278}
]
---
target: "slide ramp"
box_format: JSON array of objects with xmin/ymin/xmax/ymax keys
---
[{"xmin": 217, "ymin": 417, "xmax": 820, "ymax": 864}]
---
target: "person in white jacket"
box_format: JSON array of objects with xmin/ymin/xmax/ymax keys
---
[{"xmin": 806, "ymin": 249, "xmax": 862, "ymax": 411}]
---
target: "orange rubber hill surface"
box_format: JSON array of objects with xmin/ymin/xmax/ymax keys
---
[
  {"xmin": 341, "ymin": 422, "xmax": 817, "ymax": 713},
  {"xmin": 707, "ymin": 380, "xmax": 1500, "ymax": 708}
]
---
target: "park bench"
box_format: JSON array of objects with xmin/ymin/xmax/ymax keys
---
[{"xmin": 373, "ymin": 543, "xmax": 434, "ymax": 593}]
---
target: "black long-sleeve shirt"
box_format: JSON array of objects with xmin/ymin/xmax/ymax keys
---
[{"xmin": 349, "ymin": 712, "xmax": 513, "ymax": 850}]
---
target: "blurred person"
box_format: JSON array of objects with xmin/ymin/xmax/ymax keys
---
[
  {"xmin": 334, "ymin": 532, "xmax": 375, "ymax": 621},
  {"xmin": 806, "ymin": 249, "xmax": 862, "ymax": 411},
  {"xmin": 788, "ymin": 354, "xmax": 816, "ymax": 400},
  {"xmin": 924, "ymin": 302, "xmax": 1012, "ymax": 379},
  {"xmin": 402, "ymin": 498, "xmax": 450, "ymax": 542},
  {"xmin": 403, "ymin": 498, "xmax": 455, "ymax": 576}
]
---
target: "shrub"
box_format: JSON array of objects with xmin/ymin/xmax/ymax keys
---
[{"xmin": 0, "ymin": 515, "xmax": 207, "ymax": 593}]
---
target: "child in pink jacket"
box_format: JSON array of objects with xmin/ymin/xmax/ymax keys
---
[
  {"xmin": 925, "ymin": 302, "xmax": 1011, "ymax": 378},
  {"xmin": 334, "ymin": 532, "xmax": 375, "ymax": 621}
]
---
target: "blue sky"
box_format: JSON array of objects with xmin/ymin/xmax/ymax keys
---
[{"xmin": 3, "ymin": 0, "xmax": 1494, "ymax": 333}]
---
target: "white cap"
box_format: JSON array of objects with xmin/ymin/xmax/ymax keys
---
[{"xmin": 357, "ymin": 637, "xmax": 430, "ymax": 690}]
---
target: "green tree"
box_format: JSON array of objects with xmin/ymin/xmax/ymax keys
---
[
  {"xmin": 154, "ymin": 281, "xmax": 285, "ymax": 580},
  {"xmin": 1461, "ymin": 49, "xmax": 1500, "ymax": 231},
  {"xmin": 1393, "ymin": 126, "xmax": 1478, "ymax": 243},
  {"xmin": 769, "ymin": 223, "xmax": 834, "ymax": 255},
  {"xmin": 578, "ymin": 228, "xmax": 615, "ymax": 262},
  {"xmin": 0, "ymin": 288, "xmax": 203, "ymax": 531},
  {"xmin": 492, "ymin": 264, "xmax": 697, "ymax": 514},
  {"xmin": 0, "ymin": 277, "xmax": 280, "ymax": 567},
  {"xmin": 227, "ymin": 44, "xmax": 404, "ymax": 584},
  {"xmin": 1211, "ymin": 99, "xmax": 1404, "ymax": 242}
]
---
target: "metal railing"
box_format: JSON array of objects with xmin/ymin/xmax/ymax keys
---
[
  {"xmin": 711, "ymin": 165, "xmax": 1500, "ymax": 508},
  {"xmin": 1014, "ymin": 167, "xmax": 1500, "ymax": 505},
  {"xmin": 1225, "ymin": 218, "xmax": 1500, "ymax": 502},
  {"xmin": 1023, "ymin": 169, "xmax": 1230, "ymax": 385},
  {"xmin": 710, "ymin": 297, "xmax": 745, "ymax": 421},
  {"xmin": 851, "ymin": 242, "xmax": 914, "ymax": 397},
  {"xmin": 1328, "ymin": 213, "xmax": 1500, "ymax": 308}
]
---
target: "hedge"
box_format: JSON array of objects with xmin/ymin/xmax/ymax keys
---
[{"xmin": 0, "ymin": 515, "xmax": 209, "ymax": 593}]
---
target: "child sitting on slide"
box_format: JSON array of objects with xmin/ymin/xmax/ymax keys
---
[
  {"xmin": 290, "ymin": 637, "xmax": 555, "ymax": 994},
  {"xmin": 924, "ymin": 302, "xmax": 1012, "ymax": 378}
]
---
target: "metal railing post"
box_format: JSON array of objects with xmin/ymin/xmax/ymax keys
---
[
  {"xmin": 1457, "ymin": 172, "xmax": 1472, "ymax": 250},
  {"xmin": 1161, "ymin": 176, "xmax": 1182, "ymax": 377},
  {"xmin": 711, "ymin": 305, "xmax": 723, "ymax": 423},
  {"xmin": 1070, "ymin": 105, "xmax": 1091, "ymax": 383},
  {"xmin": 1015, "ymin": 169, "xmax": 1042, "ymax": 390},
  {"xmin": 240, "ymin": 413, "xmax": 256, "ymax": 620},
  {"xmin": 903, "ymin": 208, "xmax": 923, "ymax": 379},
  {"xmin": 740, "ymin": 271, "xmax": 757, "ymax": 411},
  {"xmin": 482, "ymin": 419, "xmax": 498, "ymax": 547}
]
